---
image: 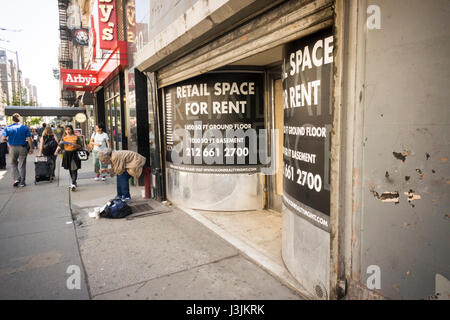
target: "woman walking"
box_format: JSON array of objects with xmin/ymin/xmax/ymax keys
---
[
  {"xmin": 89, "ymin": 123, "xmax": 110, "ymax": 181},
  {"xmin": 54, "ymin": 124, "xmax": 82, "ymax": 191},
  {"xmin": 38, "ymin": 127, "xmax": 59, "ymax": 180}
]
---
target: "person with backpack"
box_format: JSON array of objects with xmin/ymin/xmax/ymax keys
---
[
  {"xmin": 89, "ymin": 123, "xmax": 110, "ymax": 181},
  {"xmin": 38, "ymin": 126, "xmax": 59, "ymax": 180}
]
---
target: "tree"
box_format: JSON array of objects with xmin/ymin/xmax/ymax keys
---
[
  {"xmin": 26, "ymin": 117, "xmax": 41, "ymax": 126},
  {"xmin": 2, "ymin": 88, "xmax": 37, "ymax": 106}
]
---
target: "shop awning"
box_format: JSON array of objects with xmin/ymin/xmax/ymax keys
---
[{"xmin": 4, "ymin": 106, "xmax": 87, "ymax": 117}]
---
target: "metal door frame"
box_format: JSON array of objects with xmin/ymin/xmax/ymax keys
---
[{"xmin": 265, "ymin": 64, "xmax": 283, "ymax": 212}]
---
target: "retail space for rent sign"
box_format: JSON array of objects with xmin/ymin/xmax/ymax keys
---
[
  {"xmin": 164, "ymin": 72, "xmax": 266, "ymax": 174},
  {"xmin": 282, "ymin": 28, "xmax": 333, "ymax": 232}
]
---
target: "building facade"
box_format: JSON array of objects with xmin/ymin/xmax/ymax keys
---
[
  {"xmin": 0, "ymin": 50, "xmax": 8, "ymax": 123},
  {"xmin": 0, "ymin": 49, "xmax": 23, "ymax": 123},
  {"xmin": 58, "ymin": 0, "xmax": 95, "ymax": 138},
  {"xmin": 132, "ymin": 0, "xmax": 450, "ymax": 300},
  {"xmin": 24, "ymin": 78, "xmax": 38, "ymax": 105},
  {"xmin": 58, "ymin": 0, "xmax": 450, "ymax": 299},
  {"xmin": 59, "ymin": 0, "xmax": 149, "ymax": 158},
  {"xmin": 0, "ymin": 50, "xmax": 12, "ymax": 105}
]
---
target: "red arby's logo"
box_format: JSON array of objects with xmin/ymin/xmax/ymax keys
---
[
  {"xmin": 64, "ymin": 73, "xmax": 97, "ymax": 86},
  {"xmin": 98, "ymin": 0, "xmax": 117, "ymax": 50},
  {"xmin": 60, "ymin": 69, "xmax": 99, "ymax": 90}
]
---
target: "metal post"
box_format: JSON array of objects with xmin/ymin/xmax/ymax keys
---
[{"xmin": 15, "ymin": 50, "xmax": 22, "ymax": 105}]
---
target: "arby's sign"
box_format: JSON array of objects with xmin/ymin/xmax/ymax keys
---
[
  {"xmin": 60, "ymin": 69, "xmax": 99, "ymax": 91},
  {"xmin": 97, "ymin": 0, "xmax": 118, "ymax": 50},
  {"xmin": 59, "ymin": 0, "xmax": 126, "ymax": 92}
]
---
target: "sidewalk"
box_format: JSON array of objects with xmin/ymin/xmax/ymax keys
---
[
  {"xmin": 0, "ymin": 152, "xmax": 89, "ymax": 299},
  {"xmin": 0, "ymin": 152, "xmax": 303, "ymax": 300},
  {"xmin": 70, "ymin": 159, "xmax": 302, "ymax": 299}
]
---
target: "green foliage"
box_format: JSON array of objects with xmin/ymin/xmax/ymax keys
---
[
  {"xmin": 27, "ymin": 117, "xmax": 41, "ymax": 126},
  {"xmin": 4, "ymin": 87, "xmax": 37, "ymax": 106}
]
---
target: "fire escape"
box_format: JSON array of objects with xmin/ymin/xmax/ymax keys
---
[{"xmin": 58, "ymin": 0, "xmax": 76, "ymax": 106}]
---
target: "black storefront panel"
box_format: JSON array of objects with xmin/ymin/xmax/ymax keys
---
[
  {"xmin": 282, "ymin": 28, "xmax": 333, "ymax": 232},
  {"xmin": 164, "ymin": 71, "xmax": 266, "ymax": 174}
]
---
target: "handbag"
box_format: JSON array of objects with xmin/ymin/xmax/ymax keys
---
[
  {"xmin": 75, "ymin": 135, "xmax": 89, "ymax": 161},
  {"xmin": 77, "ymin": 149, "xmax": 90, "ymax": 161},
  {"xmin": 88, "ymin": 132, "xmax": 95, "ymax": 151}
]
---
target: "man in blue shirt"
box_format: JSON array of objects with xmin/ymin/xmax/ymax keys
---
[{"xmin": 2, "ymin": 113, "xmax": 34, "ymax": 187}]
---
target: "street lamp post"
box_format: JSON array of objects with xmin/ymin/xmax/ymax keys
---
[{"xmin": 15, "ymin": 50, "xmax": 22, "ymax": 105}]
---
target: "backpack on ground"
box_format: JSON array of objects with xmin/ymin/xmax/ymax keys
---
[
  {"xmin": 99, "ymin": 198, "xmax": 133, "ymax": 219},
  {"xmin": 43, "ymin": 136, "xmax": 58, "ymax": 156}
]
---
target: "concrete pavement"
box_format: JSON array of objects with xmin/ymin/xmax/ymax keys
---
[
  {"xmin": 0, "ymin": 152, "xmax": 89, "ymax": 299},
  {"xmin": 0, "ymin": 151, "xmax": 303, "ymax": 300}
]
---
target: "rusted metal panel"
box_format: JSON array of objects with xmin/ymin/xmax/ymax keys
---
[{"xmin": 329, "ymin": 0, "xmax": 345, "ymax": 300}]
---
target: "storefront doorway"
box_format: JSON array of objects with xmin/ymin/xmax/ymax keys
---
[
  {"xmin": 104, "ymin": 76, "xmax": 123, "ymax": 150},
  {"xmin": 227, "ymin": 46, "xmax": 285, "ymax": 212}
]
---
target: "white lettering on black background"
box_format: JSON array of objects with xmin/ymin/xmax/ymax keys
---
[
  {"xmin": 282, "ymin": 28, "xmax": 333, "ymax": 231},
  {"xmin": 164, "ymin": 72, "xmax": 265, "ymax": 174}
]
